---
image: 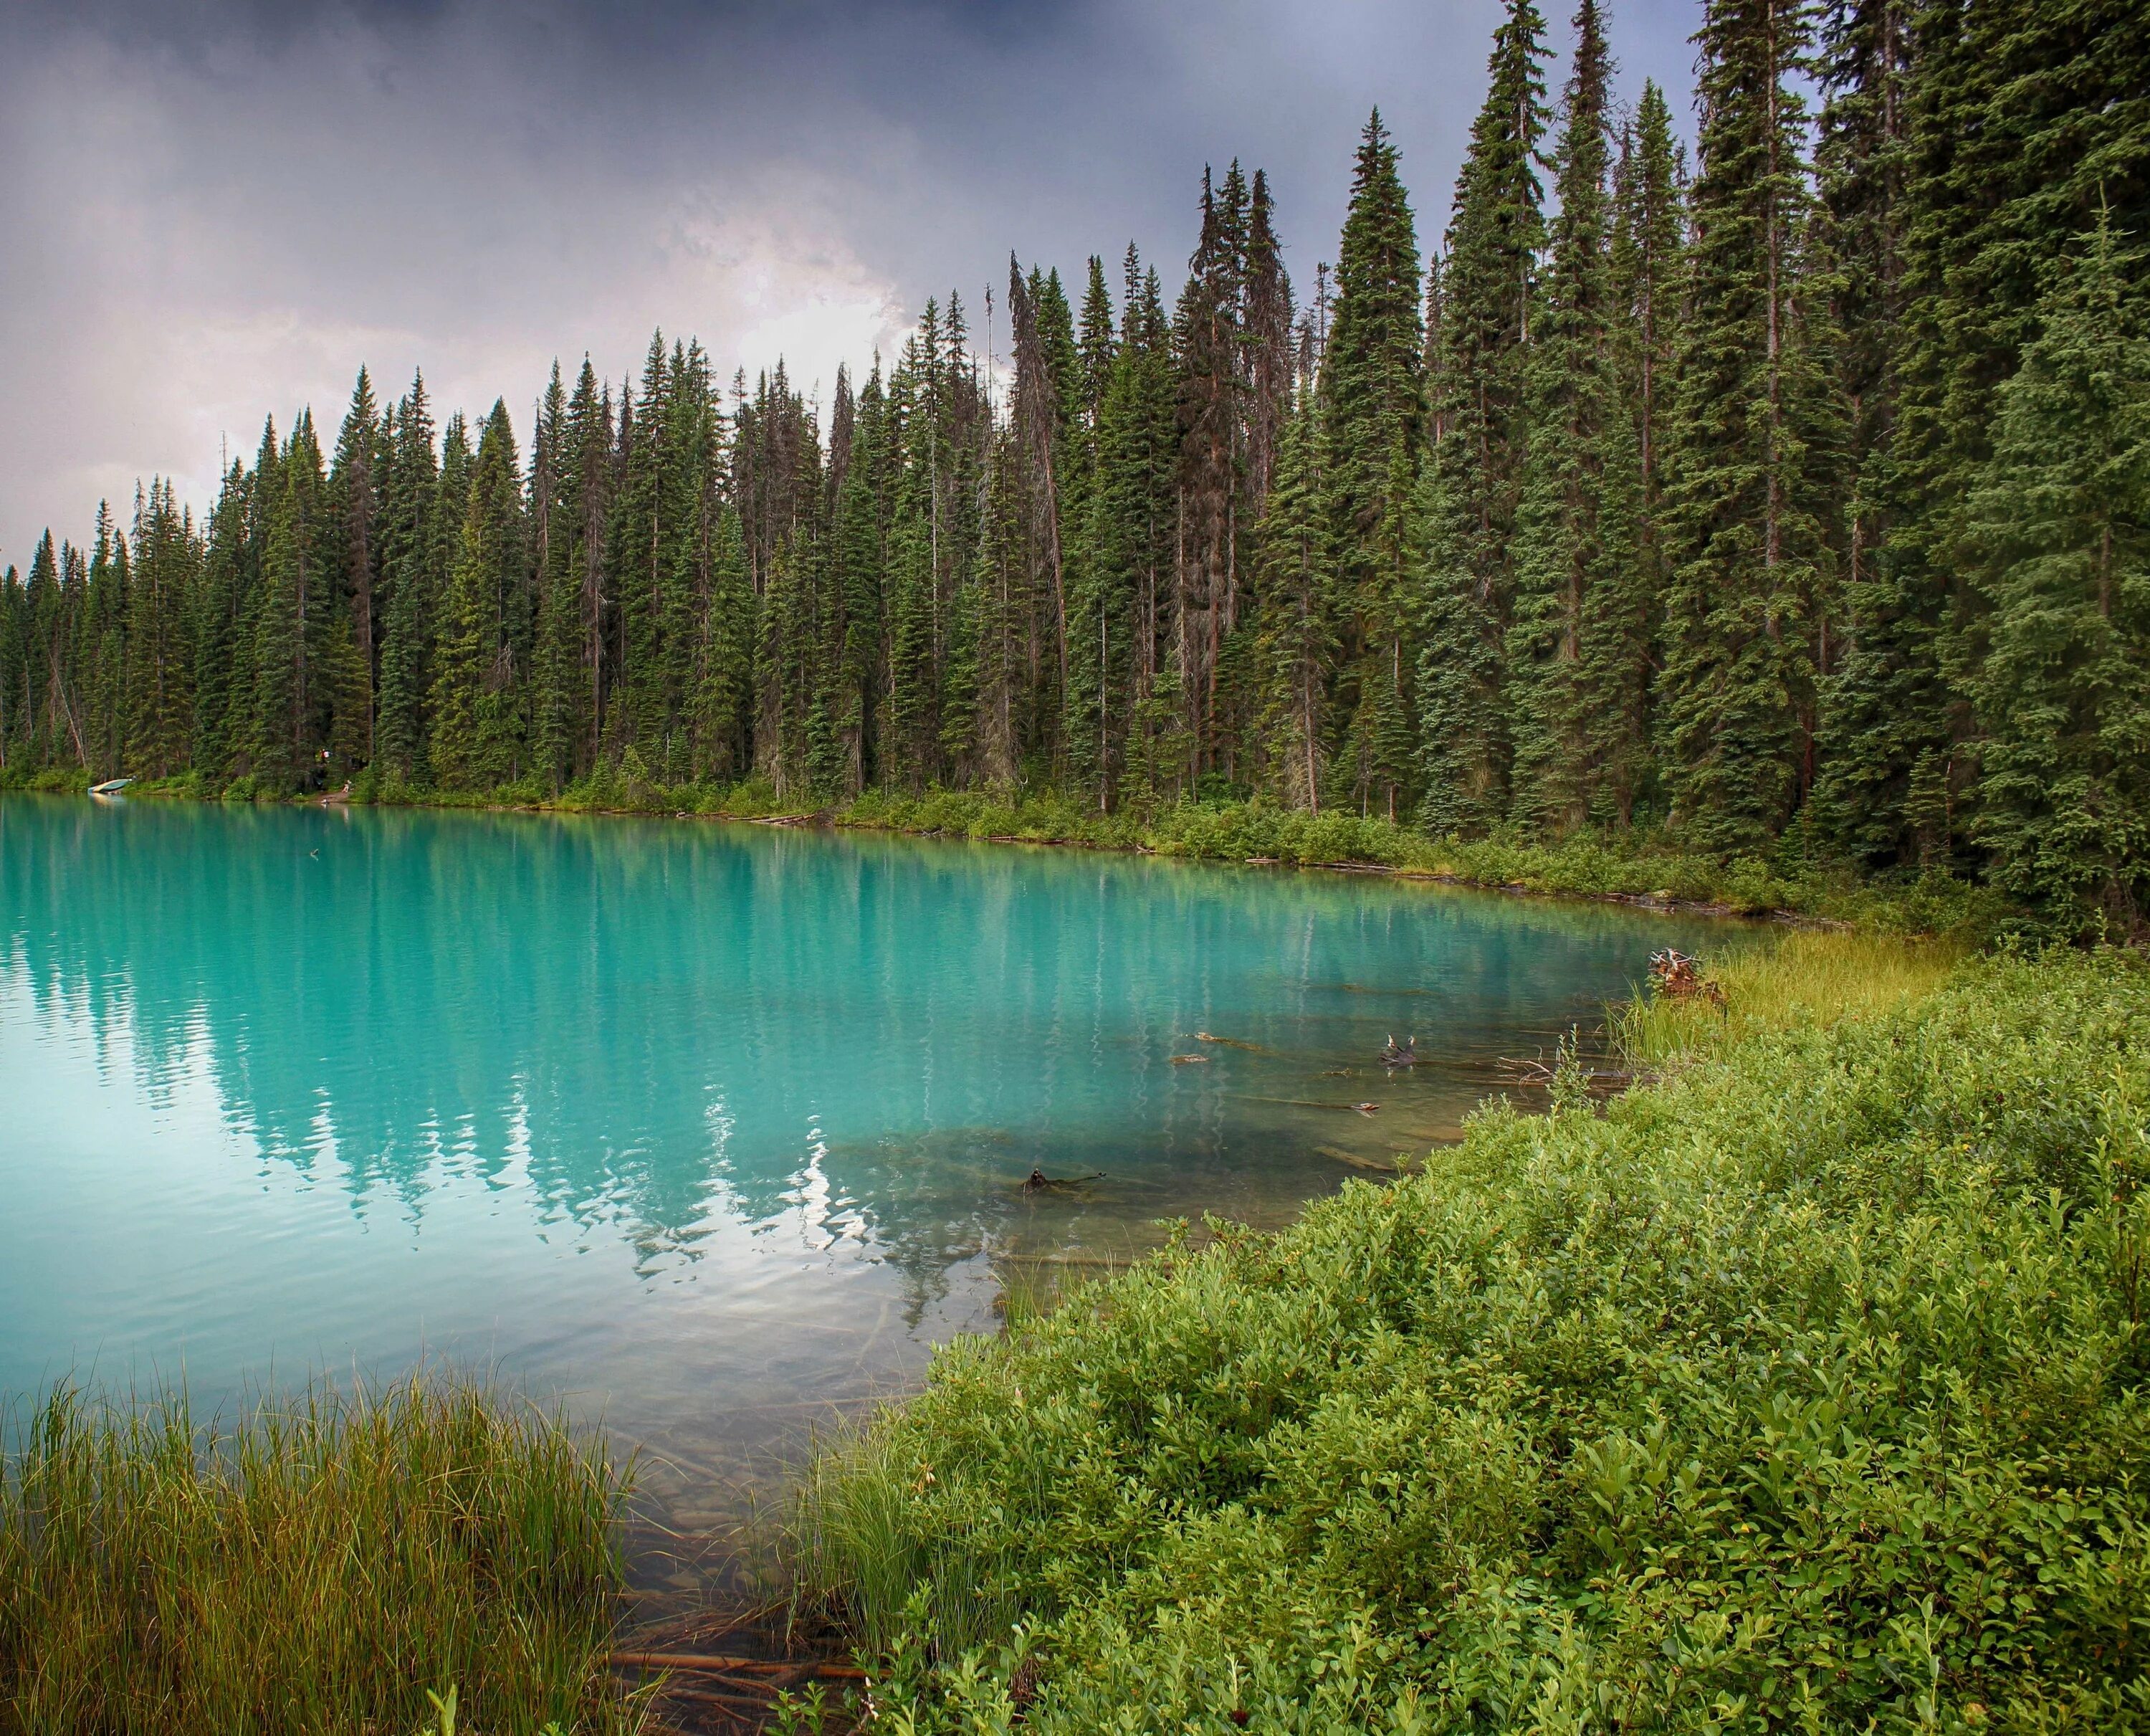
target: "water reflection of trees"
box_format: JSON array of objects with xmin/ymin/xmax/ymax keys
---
[{"xmin": 1, "ymin": 799, "xmax": 1719, "ymax": 1301}]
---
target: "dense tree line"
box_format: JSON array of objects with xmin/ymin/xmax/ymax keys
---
[{"xmin": 4, "ymin": 0, "xmax": 2146, "ymax": 927}]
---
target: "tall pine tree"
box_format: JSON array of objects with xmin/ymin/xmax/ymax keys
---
[
  {"xmin": 1659, "ymin": 0, "xmax": 1840, "ymax": 851},
  {"xmin": 1968, "ymin": 223, "xmax": 2150, "ymax": 935},
  {"xmin": 1419, "ymin": 0, "xmax": 1548, "ymax": 832}
]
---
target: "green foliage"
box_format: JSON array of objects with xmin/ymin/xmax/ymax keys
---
[
  {"xmin": 1322, "ymin": 109, "xmax": 1425, "ymax": 639},
  {"xmin": 1967, "ymin": 221, "xmax": 2150, "ymax": 940},
  {"xmin": 1, "ymin": 0, "xmax": 2141, "ymax": 933},
  {"xmin": 1659, "ymin": 0, "xmax": 1840, "ymax": 854},
  {"xmin": 796, "ymin": 948, "xmax": 2150, "ymax": 1732},
  {"xmin": 431, "ymin": 404, "xmax": 526, "ymax": 792},
  {"xmin": 1419, "ymin": 0, "xmax": 1548, "ymax": 834},
  {"xmin": 0, "ymin": 1373, "xmax": 638, "ymax": 1735},
  {"xmin": 1509, "ymin": 0, "xmax": 1630, "ymax": 836},
  {"xmin": 374, "ymin": 376, "xmax": 443, "ymax": 785}
]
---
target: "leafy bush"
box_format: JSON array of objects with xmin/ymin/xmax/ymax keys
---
[
  {"xmin": 795, "ymin": 948, "xmax": 2150, "ymax": 1732},
  {"xmin": 0, "ymin": 764, "xmax": 93, "ymax": 793}
]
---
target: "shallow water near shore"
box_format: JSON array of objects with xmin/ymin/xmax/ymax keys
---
[{"xmin": 1, "ymin": 793, "xmax": 1736, "ymax": 1558}]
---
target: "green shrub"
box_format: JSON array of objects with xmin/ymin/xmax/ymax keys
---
[
  {"xmin": 795, "ymin": 949, "xmax": 2150, "ymax": 1732},
  {"xmin": 0, "ymin": 765, "xmax": 94, "ymax": 793}
]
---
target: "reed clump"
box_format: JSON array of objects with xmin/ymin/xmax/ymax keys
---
[
  {"xmin": 0, "ymin": 1374, "xmax": 639, "ymax": 1735},
  {"xmin": 792, "ymin": 941, "xmax": 2150, "ymax": 1732}
]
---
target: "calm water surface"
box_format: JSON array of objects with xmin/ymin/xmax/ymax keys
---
[{"xmin": 1, "ymin": 795, "xmax": 1731, "ymax": 1522}]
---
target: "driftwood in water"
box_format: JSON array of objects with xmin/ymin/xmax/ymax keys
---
[
  {"xmin": 1240, "ymin": 1095, "xmax": 1378, "ymax": 1114},
  {"xmin": 1023, "ymin": 1166, "xmax": 1105, "ymax": 1193}
]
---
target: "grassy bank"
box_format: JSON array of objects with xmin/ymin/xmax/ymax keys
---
[
  {"xmin": 790, "ymin": 936, "xmax": 2150, "ymax": 1733},
  {"xmin": 10, "ymin": 761, "xmax": 2005, "ymax": 937},
  {"xmin": 0, "ymin": 1375, "xmax": 639, "ymax": 1735}
]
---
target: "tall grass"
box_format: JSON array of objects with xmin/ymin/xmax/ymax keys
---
[
  {"xmin": 790, "ymin": 944, "xmax": 2150, "ymax": 1732},
  {"xmin": 1612, "ymin": 927, "xmax": 1964, "ymax": 1068},
  {"xmin": 0, "ymin": 1374, "xmax": 641, "ymax": 1735},
  {"xmin": 790, "ymin": 1436, "xmax": 1027, "ymax": 1664}
]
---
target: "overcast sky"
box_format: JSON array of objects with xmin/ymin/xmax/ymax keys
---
[{"xmin": 0, "ymin": 0, "xmax": 1705, "ymax": 567}]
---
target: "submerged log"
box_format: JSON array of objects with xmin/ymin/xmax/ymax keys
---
[
  {"xmin": 1314, "ymin": 1144, "xmax": 1400, "ymax": 1173},
  {"xmin": 1023, "ymin": 1166, "xmax": 1105, "ymax": 1193}
]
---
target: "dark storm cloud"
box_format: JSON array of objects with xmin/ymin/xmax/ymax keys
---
[{"xmin": 0, "ymin": 0, "xmax": 1704, "ymax": 560}]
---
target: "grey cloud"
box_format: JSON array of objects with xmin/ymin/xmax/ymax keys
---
[{"xmin": 0, "ymin": 0, "xmax": 1704, "ymax": 561}]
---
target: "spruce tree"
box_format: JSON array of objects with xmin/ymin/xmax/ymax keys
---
[
  {"xmin": 1322, "ymin": 111, "xmax": 1425, "ymax": 612},
  {"xmin": 1175, "ymin": 166, "xmax": 1245, "ymax": 775},
  {"xmin": 691, "ymin": 503, "xmax": 753, "ymax": 781},
  {"xmin": 1817, "ymin": 0, "xmax": 2148, "ymax": 863},
  {"xmin": 659, "ymin": 340, "xmax": 721, "ymax": 781},
  {"xmin": 1968, "ymin": 223, "xmax": 2150, "ymax": 935},
  {"xmin": 530, "ymin": 361, "xmax": 577, "ymax": 789},
  {"xmin": 191, "ymin": 462, "xmax": 251, "ymax": 781},
  {"xmin": 1061, "ymin": 257, "xmax": 1118, "ymax": 791},
  {"xmin": 1085, "ymin": 256, "xmax": 1178, "ymax": 808},
  {"xmin": 428, "ymin": 409, "xmax": 518, "ymax": 791},
  {"xmin": 0, "ymin": 563, "xmax": 23, "ymax": 771},
  {"xmin": 1243, "ymin": 168, "xmax": 1296, "ymax": 514},
  {"xmin": 1592, "ymin": 81, "xmax": 1687, "ymax": 824},
  {"xmin": 328, "ymin": 368, "xmax": 381, "ymax": 760},
  {"xmin": 250, "ymin": 413, "xmax": 326, "ymax": 790},
  {"xmin": 1255, "ymin": 388, "xmax": 1336, "ymax": 810},
  {"xmin": 1035, "ymin": 264, "xmax": 1088, "ymax": 759},
  {"xmin": 1076, "ymin": 257, "xmax": 1117, "ymax": 431},
  {"xmin": 1419, "ymin": 0, "xmax": 1549, "ymax": 832},
  {"xmin": 883, "ymin": 320, "xmax": 944, "ymax": 789},
  {"xmin": 613, "ymin": 333, "xmax": 674, "ymax": 767},
  {"xmin": 1010, "ymin": 259, "xmax": 1071, "ymax": 743},
  {"xmin": 81, "ymin": 502, "xmax": 129, "ymax": 778},
  {"xmin": 571, "ymin": 366, "xmax": 616, "ymax": 773},
  {"xmin": 1319, "ymin": 113, "xmax": 1425, "ymax": 815},
  {"xmin": 824, "ymin": 363, "xmax": 887, "ymax": 789},
  {"xmin": 127, "ymin": 480, "xmax": 198, "ymax": 777},
  {"xmin": 934, "ymin": 291, "xmax": 988, "ymax": 783},
  {"xmin": 1509, "ymin": 0, "xmax": 1625, "ymax": 834},
  {"xmin": 23, "ymin": 534, "xmax": 77, "ymax": 764},
  {"xmin": 1659, "ymin": 0, "xmax": 1840, "ymax": 852},
  {"xmin": 375, "ymin": 378, "xmax": 440, "ymax": 783},
  {"xmin": 1806, "ymin": 0, "xmax": 1926, "ymax": 857}
]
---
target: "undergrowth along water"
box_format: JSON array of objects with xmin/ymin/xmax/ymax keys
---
[
  {"xmin": 25, "ymin": 759, "xmax": 2010, "ymax": 939},
  {"xmin": 0, "ymin": 1374, "xmax": 641, "ymax": 1736},
  {"xmin": 788, "ymin": 937, "xmax": 2150, "ymax": 1734}
]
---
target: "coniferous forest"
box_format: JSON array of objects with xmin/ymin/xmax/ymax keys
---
[{"xmin": 4, "ymin": 0, "xmax": 2148, "ymax": 933}]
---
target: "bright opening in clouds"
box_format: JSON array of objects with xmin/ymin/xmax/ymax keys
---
[{"xmin": 0, "ymin": 0, "xmax": 1703, "ymax": 562}]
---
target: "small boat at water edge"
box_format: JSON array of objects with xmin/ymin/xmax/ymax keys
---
[{"xmin": 89, "ymin": 777, "xmax": 132, "ymax": 797}]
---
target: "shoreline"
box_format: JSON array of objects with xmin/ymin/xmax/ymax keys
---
[{"xmin": 9, "ymin": 775, "xmax": 1948, "ymax": 933}]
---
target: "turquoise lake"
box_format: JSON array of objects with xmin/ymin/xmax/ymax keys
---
[{"xmin": 0, "ymin": 795, "xmax": 1730, "ymax": 1527}]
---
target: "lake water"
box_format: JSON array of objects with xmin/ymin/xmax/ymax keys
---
[{"xmin": 0, "ymin": 795, "xmax": 1731, "ymax": 1537}]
